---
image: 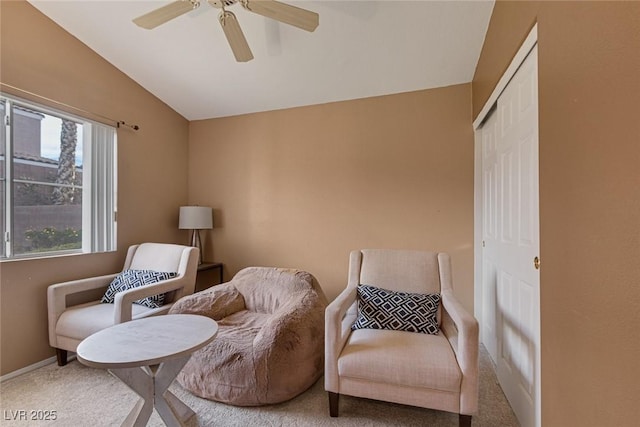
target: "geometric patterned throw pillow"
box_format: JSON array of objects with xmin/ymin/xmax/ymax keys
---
[
  {"xmin": 101, "ymin": 270, "xmax": 177, "ymax": 309},
  {"xmin": 351, "ymin": 284, "xmax": 441, "ymax": 335}
]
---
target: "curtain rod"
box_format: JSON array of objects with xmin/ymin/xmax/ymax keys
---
[{"xmin": 0, "ymin": 82, "xmax": 140, "ymax": 131}]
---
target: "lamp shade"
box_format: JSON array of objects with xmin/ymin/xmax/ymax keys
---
[{"xmin": 179, "ymin": 206, "xmax": 213, "ymax": 230}]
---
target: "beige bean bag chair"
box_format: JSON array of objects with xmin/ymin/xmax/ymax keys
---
[{"xmin": 169, "ymin": 266, "xmax": 327, "ymax": 406}]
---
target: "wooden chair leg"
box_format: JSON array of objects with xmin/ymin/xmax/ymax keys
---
[
  {"xmin": 328, "ymin": 392, "xmax": 339, "ymax": 417},
  {"xmin": 459, "ymin": 414, "xmax": 472, "ymax": 427},
  {"xmin": 55, "ymin": 348, "xmax": 67, "ymax": 366}
]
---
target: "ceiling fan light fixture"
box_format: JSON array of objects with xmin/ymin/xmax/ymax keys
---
[
  {"xmin": 219, "ymin": 11, "xmax": 254, "ymax": 62},
  {"xmin": 241, "ymin": 0, "xmax": 319, "ymax": 32},
  {"xmin": 133, "ymin": 0, "xmax": 201, "ymax": 29}
]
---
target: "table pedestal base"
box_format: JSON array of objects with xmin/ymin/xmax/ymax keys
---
[{"xmin": 110, "ymin": 355, "xmax": 194, "ymax": 427}]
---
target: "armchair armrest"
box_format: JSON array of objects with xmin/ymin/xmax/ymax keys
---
[
  {"xmin": 324, "ymin": 286, "xmax": 358, "ymax": 392},
  {"xmin": 47, "ymin": 273, "xmax": 118, "ymax": 347},
  {"xmin": 48, "ymin": 274, "xmax": 118, "ymax": 319},
  {"xmin": 441, "ymin": 290, "xmax": 479, "ymax": 414},
  {"xmin": 113, "ymin": 276, "xmax": 194, "ymax": 323}
]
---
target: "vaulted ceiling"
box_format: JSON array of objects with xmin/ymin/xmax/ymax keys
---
[{"xmin": 29, "ymin": 1, "xmax": 494, "ymax": 120}]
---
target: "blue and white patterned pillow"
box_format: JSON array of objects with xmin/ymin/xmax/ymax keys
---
[
  {"xmin": 351, "ymin": 284, "xmax": 441, "ymax": 335},
  {"xmin": 101, "ymin": 270, "xmax": 177, "ymax": 309}
]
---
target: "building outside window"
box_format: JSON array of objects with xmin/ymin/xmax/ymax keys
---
[{"xmin": 0, "ymin": 94, "xmax": 117, "ymax": 259}]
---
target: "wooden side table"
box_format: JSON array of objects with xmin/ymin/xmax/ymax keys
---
[
  {"xmin": 77, "ymin": 315, "xmax": 218, "ymax": 427},
  {"xmin": 195, "ymin": 262, "xmax": 224, "ymax": 292}
]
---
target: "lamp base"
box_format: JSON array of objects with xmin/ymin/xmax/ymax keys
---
[{"xmin": 190, "ymin": 229, "xmax": 204, "ymax": 265}]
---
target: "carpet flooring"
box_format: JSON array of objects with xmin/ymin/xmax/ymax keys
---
[{"xmin": 0, "ymin": 345, "xmax": 518, "ymax": 426}]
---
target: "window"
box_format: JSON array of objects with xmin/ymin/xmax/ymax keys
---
[{"xmin": 0, "ymin": 94, "xmax": 117, "ymax": 259}]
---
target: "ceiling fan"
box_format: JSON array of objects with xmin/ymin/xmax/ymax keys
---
[{"xmin": 133, "ymin": 0, "xmax": 319, "ymax": 62}]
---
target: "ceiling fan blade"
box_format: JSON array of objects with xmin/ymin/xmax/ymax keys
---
[
  {"xmin": 219, "ymin": 11, "xmax": 254, "ymax": 62},
  {"xmin": 133, "ymin": 0, "xmax": 199, "ymax": 29},
  {"xmin": 241, "ymin": 0, "xmax": 319, "ymax": 32}
]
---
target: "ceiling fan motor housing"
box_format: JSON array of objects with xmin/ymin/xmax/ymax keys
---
[{"xmin": 209, "ymin": 0, "xmax": 238, "ymax": 9}]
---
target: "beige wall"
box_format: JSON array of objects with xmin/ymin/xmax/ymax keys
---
[
  {"xmin": 0, "ymin": 1, "xmax": 190, "ymax": 375},
  {"xmin": 1, "ymin": 1, "xmax": 475, "ymax": 378},
  {"xmin": 473, "ymin": 1, "xmax": 640, "ymax": 426},
  {"xmin": 188, "ymin": 85, "xmax": 475, "ymax": 305}
]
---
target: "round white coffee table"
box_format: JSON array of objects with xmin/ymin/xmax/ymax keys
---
[{"xmin": 77, "ymin": 314, "xmax": 218, "ymax": 427}]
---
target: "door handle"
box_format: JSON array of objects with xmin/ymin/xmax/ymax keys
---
[{"xmin": 534, "ymin": 256, "xmax": 540, "ymax": 270}]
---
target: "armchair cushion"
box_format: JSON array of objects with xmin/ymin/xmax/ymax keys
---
[
  {"xmin": 100, "ymin": 270, "xmax": 177, "ymax": 308},
  {"xmin": 339, "ymin": 328, "xmax": 461, "ymax": 392},
  {"xmin": 351, "ymin": 284, "xmax": 441, "ymax": 335},
  {"xmin": 55, "ymin": 301, "xmax": 154, "ymax": 341}
]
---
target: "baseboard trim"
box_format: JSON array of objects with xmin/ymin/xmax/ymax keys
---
[{"xmin": 1, "ymin": 354, "xmax": 76, "ymax": 382}]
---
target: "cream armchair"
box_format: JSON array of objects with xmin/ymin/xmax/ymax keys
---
[
  {"xmin": 48, "ymin": 243, "xmax": 199, "ymax": 366},
  {"xmin": 325, "ymin": 249, "xmax": 479, "ymax": 427}
]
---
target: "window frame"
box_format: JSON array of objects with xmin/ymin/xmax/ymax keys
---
[{"xmin": 0, "ymin": 93, "xmax": 117, "ymax": 260}]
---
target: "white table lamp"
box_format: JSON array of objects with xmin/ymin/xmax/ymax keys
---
[{"xmin": 179, "ymin": 206, "xmax": 213, "ymax": 264}]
